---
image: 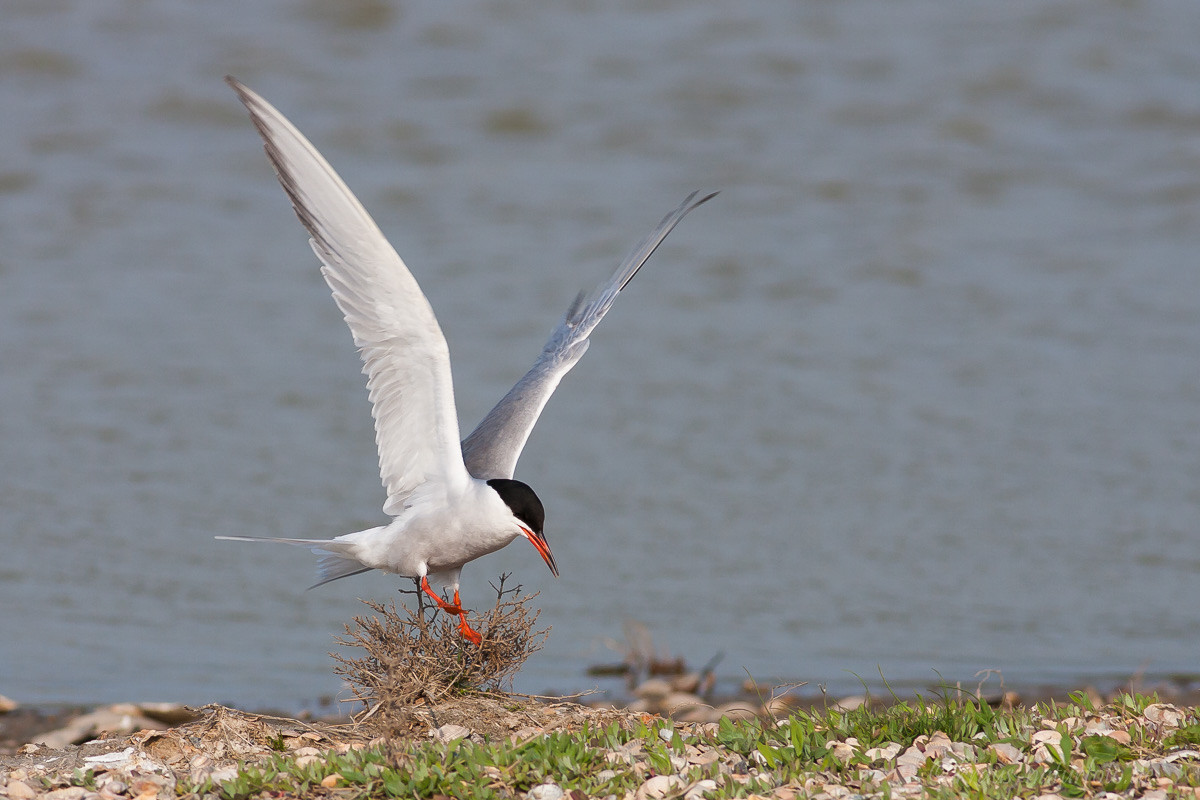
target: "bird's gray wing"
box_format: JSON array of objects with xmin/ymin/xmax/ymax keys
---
[
  {"xmin": 228, "ymin": 77, "xmax": 473, "ymax": 515},
  {"xmin": 461, "ymin": 191, "xmax": 717, "ymax": 479}
]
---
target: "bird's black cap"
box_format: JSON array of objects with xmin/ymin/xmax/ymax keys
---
[{"xmin": 486, "ymin": 478, "xmax": 545, "ymax": 536}]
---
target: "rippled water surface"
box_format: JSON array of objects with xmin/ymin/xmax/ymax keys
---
[{"xmin": 2, "ymin": 1, "xmax": 1198, "ymax": 709}]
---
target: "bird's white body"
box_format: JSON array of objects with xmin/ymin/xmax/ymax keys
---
[
  {"xmin": 218, "ymin": 76, "xmax": 713, "ymax": 638},
  {"xmin": 296, "ymin": 480, "xmax": 526, "ymax": 590}
]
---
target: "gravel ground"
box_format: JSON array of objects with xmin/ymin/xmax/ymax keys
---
[{"xmin": 2, "ymin": 689, "xmax": 1198, "ymax": 800}]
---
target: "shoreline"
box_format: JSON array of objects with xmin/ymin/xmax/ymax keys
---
[{"xmin": 5, "ymin": 677, "xmax": 1200, "ymax": 756}]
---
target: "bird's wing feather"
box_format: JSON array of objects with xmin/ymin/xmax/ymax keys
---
[
  {"xmin": 228, "ymin": 77, "xmax": 470, "ymax": 514},
  {"xmin": 461, "ymin": 191, "xmax": 716, "ymax": 479}
]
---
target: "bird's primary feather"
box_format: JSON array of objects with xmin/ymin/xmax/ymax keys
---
[
  {"xmin": 227, "ymin": 77, "xmax": 470, "ymax": 515},
  {"xmin": 460, "ymin": 191, "xmax": 717, "ymax": 479}
]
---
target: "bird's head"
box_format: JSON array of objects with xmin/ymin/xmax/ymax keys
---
[{"xmin": 487, "ymin": 478, "xmax": 558, "ymax": 577}]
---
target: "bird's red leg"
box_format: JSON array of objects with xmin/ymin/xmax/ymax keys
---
[{"xmin": 420, "ymin": 575, "xmax": 462, "ymax": 615}]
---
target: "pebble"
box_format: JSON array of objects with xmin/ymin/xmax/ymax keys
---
[
  {"xmin": 95, "ymin": 776, "xmax": 128, "ymax": 795},
  {"xmin": 683, "ymin": 779, "xmax": 717, "ymax": 800},
  {"xmin": 130, "ymin": 778, "xmax": 166, "ymax": 799},
  {"xmin": 42, "ymin": 788, "xmax": 89, "ymax": 800},
  {"xmin": 826, "ymin": 741, "xmax": 856, "ymax": 763},
  {"xmin": 5, "ymin": 780, "xmax": 38, "ymax": 800},
  {"xmin": 433, "ymin": 723, "xmax": 473, "ymax": 743},
  {"xmin": 634, "ymin": 679, "xmax": 673, "ymax": 701},
  {"xmin": 292, "ymin": 746, "xmax": 323, "ymax": 768},
  {"xmin": 923, "ymin": 731, "xmax": 954, "ymax": 759},
  {"xmin": 686, "ymin": 746, "xmax": 720, "ymax": 767},
  {"xmin": 1143, "ymin": 704, "xmax": 1184, "ymax": 730},
  {"xmin": 989, "ymin": 742, "xmax": 1023, "ymax": 764},
  {"xmin": 636, "ymin": 775, "xmax": 684, "ymax": 799},
  {"xmin": 865, "ymin": 742, "xmax": 902, "ymax": 762},
  {"xmin": 894, "ymin": 745, "xmax": 930, "ymax": 781},
  {"xmin": 1030, "ymin": 730, "xmax": 1066, "ymax": 764},
  {"xmin": 830, "ymin": 695, "xmax": 867, "ymax": 712},
  {"xmin": 859, "ymin": 768, "xmax": 888, "ymax": 784},
  {"xmin": 511, "ymin": 726, "xmax": 544, "ymax": 741},
  {"xmin": 526, "ymin": 782, "xmax": 564, "ymax": 800},
  {"xmin": 1106, "ymin": 729, "xmax": 1132, "ymax": 744}
]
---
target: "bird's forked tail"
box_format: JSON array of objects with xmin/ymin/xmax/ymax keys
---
[{"xmin": 214, "ymin": 534, "xmax": 373, "ymax": 589}]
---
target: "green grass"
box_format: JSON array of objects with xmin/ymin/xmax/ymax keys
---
[
  {"xmin": 156, "ymin": 692, "xmax": 1200, "ymax": 799},
  {"xmin": 182, "ymin": 724, "xmax": 655, "ymax": 800}
]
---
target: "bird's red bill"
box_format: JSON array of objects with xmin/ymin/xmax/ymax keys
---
[{"xmin": 522, "ymin": 527, "xmax": 559, "ymax": 577}]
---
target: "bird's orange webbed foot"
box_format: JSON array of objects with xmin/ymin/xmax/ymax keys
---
[
  {"xmin": 458, "ymin": 614, "xmax": 483, "ymax": 646},
  {"xmin": 450, "ymin": 589, "xmax": 483, "ymax": 646}
]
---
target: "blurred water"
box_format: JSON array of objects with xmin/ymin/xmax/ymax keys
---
[{"xmin": 1, "ymin": 0, "xmax": 1198, "ymax": 710}]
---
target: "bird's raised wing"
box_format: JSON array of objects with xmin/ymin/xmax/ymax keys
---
[
  {"xmin": 461, "ymin": 191, "xmax": 716, "ymax": 479},
  {"xmin": 228, "ymin": 77, "xmax": 470, "ymax": 515}
]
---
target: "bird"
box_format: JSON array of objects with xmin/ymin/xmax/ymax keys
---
[{"xmin": 216, "ymin": 76, "xmax": 715, "ymax": 645}]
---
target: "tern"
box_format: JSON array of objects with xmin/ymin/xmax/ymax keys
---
[{"xmin": 217, "ymin": 77, "xmax": 714, "ymax": 645}]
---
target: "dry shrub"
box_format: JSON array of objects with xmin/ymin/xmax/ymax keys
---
[{"xmin": 331, "ymin": 574, "xmax": 549, "ymax": 733}]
